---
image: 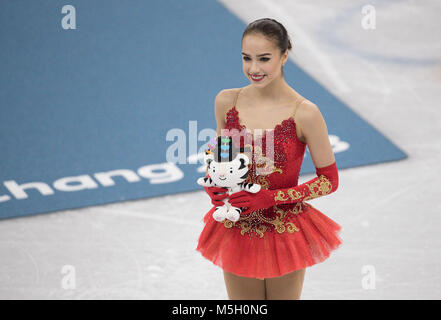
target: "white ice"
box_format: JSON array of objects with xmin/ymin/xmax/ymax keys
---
[{"xmin": 0, "ymin": 0, "xmax": 440, "ymax": 299}]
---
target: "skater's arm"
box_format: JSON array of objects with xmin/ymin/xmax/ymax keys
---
[
  {"xmin": 298, "ymin": 101, "xmax": 336, "ymax": 169},
  {"xmin": 269, "ymin": 101, "xmax": 338, "ymax": 203}
]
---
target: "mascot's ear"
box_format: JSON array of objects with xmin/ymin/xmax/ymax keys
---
[{"xmin": 235, "ymin": 153, "xmax": 250, "ymax": 168}]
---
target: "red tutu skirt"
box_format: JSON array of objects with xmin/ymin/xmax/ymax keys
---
[{"xmin": 196, "ymin": 202, "xmax": 342, "ymax": 279}]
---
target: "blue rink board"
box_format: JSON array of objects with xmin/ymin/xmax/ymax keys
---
[{"xmin": 0, "ymin": 0, "xmax": 407, "ymax": 220}]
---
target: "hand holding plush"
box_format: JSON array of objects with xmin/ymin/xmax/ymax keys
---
[
  {"xmin": 228, "ymin": 189, "xmax": 275, "ymax": 215},
  {"xmin": 204, "ymin": 186, "xmax": 229, "ymax": 207}
]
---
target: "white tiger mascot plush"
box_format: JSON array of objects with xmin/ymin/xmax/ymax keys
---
[{"xmin": 197, "ymin": 136, "xmax": 261, "ymax": 222}]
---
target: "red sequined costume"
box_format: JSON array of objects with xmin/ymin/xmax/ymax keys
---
[{"xmin": 196, "ymin": 89, "xmax": 342, "ymax": 279}]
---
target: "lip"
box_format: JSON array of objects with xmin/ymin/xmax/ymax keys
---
[
  {"xmin": 250, "ymin": 74, "xmax": 265, "ymax": 82},
  {"xmin": 219, "ymin": 177, "xmax": 226, "ymax": 180}
]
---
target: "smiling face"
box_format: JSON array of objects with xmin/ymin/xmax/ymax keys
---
[{"xmin": 241, "ymin": 33, "xmax": 288, "ymax": 86}]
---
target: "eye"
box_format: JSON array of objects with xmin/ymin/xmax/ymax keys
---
[{"xmin": 242, "ymin": 57, "xmax": 270, "ymax": 62}]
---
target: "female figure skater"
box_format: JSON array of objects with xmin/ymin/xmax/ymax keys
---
[{"xmin": 196, "ymin": 18, "xmax": 342, "ymax": 300}]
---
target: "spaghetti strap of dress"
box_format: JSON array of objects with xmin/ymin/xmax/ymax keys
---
[
  {"xmin": 233, "ymin": 87, "xmax": 243, "ymax": 107},
  {"xmin": 292, "ymin": 97, "xmax": 305, "ymax": 119}
]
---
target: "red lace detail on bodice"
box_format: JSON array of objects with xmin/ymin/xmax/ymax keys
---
[{"xmin": 224, "ymin": 106, "xmax": 306, "ymax": 189}]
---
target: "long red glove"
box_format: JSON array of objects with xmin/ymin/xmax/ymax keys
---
[
  {"xmin": 204, "ymin": 186, "xmax": 229, "ymax": 206},
  {"xmin": 228, "ymin": 161, "xmax": 339, "ymax": 215}
]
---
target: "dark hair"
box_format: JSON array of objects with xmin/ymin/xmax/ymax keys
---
[{"xmin": 242, "ymin": 18, "xmax": 292, "ymax": 75}]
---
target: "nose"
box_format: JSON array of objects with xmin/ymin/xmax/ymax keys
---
[{"xmin": 247, "ymin": 61, "xmax": 260, "ymax": 74}]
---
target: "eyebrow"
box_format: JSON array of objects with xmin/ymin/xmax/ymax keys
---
[{"xmin": 241, "ymin": 52, "xmax": 272, "ymax": 57}]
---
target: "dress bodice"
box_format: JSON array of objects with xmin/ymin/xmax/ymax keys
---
[
  {"xmin": 215, "ymin": 89, "xmax": 311, "ymax": 238},
  {"xmin": 224, "ymin": 105, "xmax": 307, "ymax": 190}
]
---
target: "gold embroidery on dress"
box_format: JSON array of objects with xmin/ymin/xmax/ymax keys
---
[
  {"xmin": 256, "ymin": 175, "xmax": 269, "ymax": 189},
  {"xmin": 286, "ymin": 222, "xmax": 300, "ymax": 232},
  {"xmin": 239, "ymin": 221, "xmax": 252, "ymax": 235},
  {"xmin": 256, "ymin": 225, "xmax": 268, "ymax": 238},
  {"xmin": 252, "ymin": 145, "xmax": 282, "ymax": 176},
  {"xmin": 274, "ymin": 203, "xmax": 303, "ymax": 216},
  {"xmin": 223, "ymin": 204, "xmax": 302, "ymax": 238},
  {"xmin": 243, "ymin": 162, "xmax": 273, "ymax": 189},
  {"xmin": 224, "ymin": 220, "xmax": 234, "ymax": 229}
]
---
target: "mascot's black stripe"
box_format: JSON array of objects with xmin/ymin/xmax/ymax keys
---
[
  {"xmin": 240, "ymin": 171, "xmax": 249, "ymax": 180},
  {"xmin": 238, "ymin": 158, "xmax": 246, "ymax": 169},
  {"xmin": 229, "ymin": 138, "xmax": 233, "ymax": 162}
]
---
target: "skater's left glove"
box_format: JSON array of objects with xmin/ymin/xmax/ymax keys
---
[
  {"xmin": 228, "ymin": 161, "xmax": 339, "ymax": 215},
  {"xmin": 227, "ymin": 189, "xmax": 274, "ymax": 215}
]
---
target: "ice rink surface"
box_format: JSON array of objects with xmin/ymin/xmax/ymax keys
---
[{"xmin": 1, "ymin": 0, "xmax": 440, "ymax": 299}]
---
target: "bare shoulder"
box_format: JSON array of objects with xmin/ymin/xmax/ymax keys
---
[
  {"xmin": 295, "ymin": 99, "xmax": 326, "ymax": 139},
  {"xmin": 296, "ymin": 99, "xmax": 321, "ymax": 121},
  {"xmin": 214, "ymin": 88, "xmax": 242, "ymax": 118},
  {"xmin": 216, "ymin": 88, "xmax": 241, "ymax": 107}
]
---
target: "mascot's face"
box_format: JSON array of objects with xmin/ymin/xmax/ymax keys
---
[{"xmin": 205, "ymin": 152, "xmax": 250, "ymax": 188}]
